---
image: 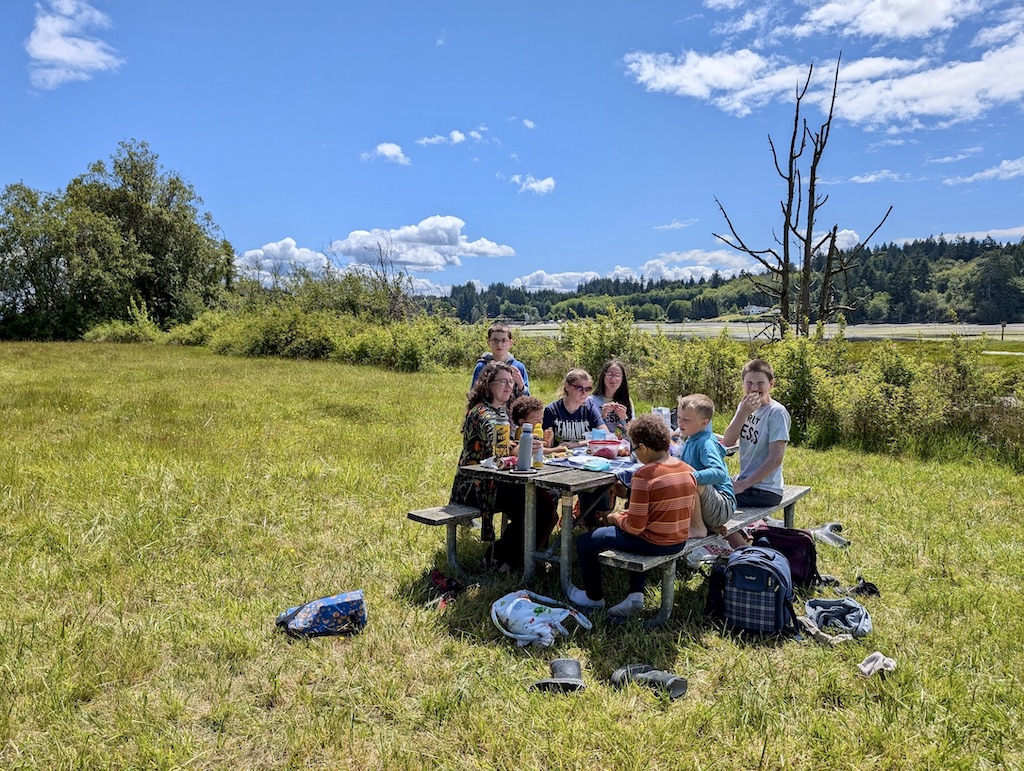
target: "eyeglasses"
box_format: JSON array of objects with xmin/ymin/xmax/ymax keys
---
[
  {"xmin": 493, "ymin": 379, "xmax": 515, "ymax": 387},
  {"xmin": 571, "ymin": 384, "xmax": 593, "ymax": 395}
]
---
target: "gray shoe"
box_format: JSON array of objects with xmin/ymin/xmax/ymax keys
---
[{"xmin": 611, "ymin": 663, "xmax": 688, "ymax": 700}]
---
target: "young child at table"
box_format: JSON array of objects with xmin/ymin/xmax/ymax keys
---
[
  {"xmin": 676, "ymin": 393, "xmax": 745, "ymax": 548},
  {"xmin": 721, "ymin": 358, "xmax": 791, "ymax": 508},
  {"xmin": 568, "ymin": 414, "xmax": 696, "ymax": 618},
  {"xmin": 487, "ymin": 396, "xmax": 558, "ymax": 572},
  {"xmin": 471, "ymin": 322, "xmax": 530, "ymax": 401}
]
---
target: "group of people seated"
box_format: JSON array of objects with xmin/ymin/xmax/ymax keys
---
[{"xmin": 449, "ymin": 322, "xmax": 792, "ymax": 618}]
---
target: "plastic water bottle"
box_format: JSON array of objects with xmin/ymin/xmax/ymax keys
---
[{"xmin": 517, "ymin": 423, "xmax": 534, "ymax": 470}]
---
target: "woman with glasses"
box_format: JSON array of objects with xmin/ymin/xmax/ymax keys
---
[{"xmin": 449, "ymin": 361, "xmax": 556, "ymax": 571}]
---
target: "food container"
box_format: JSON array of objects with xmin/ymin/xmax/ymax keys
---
[{"xmin": 587, "ymin": 439, "xmax": 621, "ymax": 459}]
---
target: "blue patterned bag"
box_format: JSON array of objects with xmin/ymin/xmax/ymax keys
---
[
  {"xmin": 275, "ymin": 590, "xmax": 367, "ymax": 638},
  {"xmin": 706, "ymin": 546, "xmax": 797, "ymax": 635}
]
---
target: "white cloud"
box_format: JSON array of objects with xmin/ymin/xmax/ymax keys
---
[
  {"xmin": 833, "ymin": 38, "xmax": 1024, "ymax": 126},
  {"xmin": 928, "ymin": 147, "xmax": 983, "ymax": 164},
  {"xmin": 511, "ymin": 270, "xmax": 602, "ymax": 293},
  {"xmin": 411, "ymin": 277, "xmax": 449, "ymax": 296},
  {"xmin": 25, "ymin": 0, "xmax": 124, "ymax": 89},
  {"xmin": 360, "ymin": 142, "xmax": 411, "ymax": 165},
  {"xmin": 237, "ymin": 238, "xmax": 328, "ymax": 284},
  {"xmin": 629, "ymin": 249, "xmax": 757, "ymax": 282},
  {"xmin": 895, "ymin": 225, "xmax": 1024, "ymax": 243},
  {"xmin": 510, "ymin": 249, "xmax": 762, "ymax": 292},
  {"xmin": 944, "ymin": 156, "xmax": 1024, "ymax": 184},
  {"xmin": 704, "ymin": 0, "xmax": 746, "ymax": 10},
  {"xmin": 416, "ymin": 130, "xmax": 465, "ymax": 146},
  {"xmin": 522, "ymin": 118, "xmax": 536, "ymax": 129},
  {"xmin": 848, "ymin": 169, "xmax": 905, "ymax": 183},
  {"xmin": 972, "ymin": 7, "xmax": 1024, "ymax": 46},
  {"xmin": 328, "ymin": 215, "xmax": 514, "ymax": 273},
  {"xmin": 625, "ymin": 32, "xmax": 1024, "ymax": 129},
  {"xmin": 790, "ymin": 0, "xmax": 981, "ymax": 39},
  {"xmin": 509, "ymin": 174, "xmax": 556, "ymax": 195},
  {"xmin": 654, "ymin": 217, "xmax": 698, "ymax": 231}
]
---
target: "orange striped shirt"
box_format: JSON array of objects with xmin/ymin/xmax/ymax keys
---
[{"xmin": 619, "ymin": 458, "xmax": 696, "ymax": 545}]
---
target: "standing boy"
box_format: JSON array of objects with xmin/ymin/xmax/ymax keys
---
[
  {"xmin": 471, "ymin": 323, "xmax": 529, "ymax": 400},
  {"xmin": 676, "ymin": 393, "xmax": 743, "ymax": 547},
  {"xmin": 721, "ymin": 359, "xmax": 790, "ymax": 508}
]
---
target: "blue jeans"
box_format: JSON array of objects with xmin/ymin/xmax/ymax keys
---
[{"xmin": 575, "ymin": 526, "xmax": 686, "ymax": 601}]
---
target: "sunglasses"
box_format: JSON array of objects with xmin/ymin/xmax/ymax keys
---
[{"xmin": 571, "ymin": 384, "xmax": 593, "ymax": 395}]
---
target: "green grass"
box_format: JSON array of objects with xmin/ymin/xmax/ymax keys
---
[{"xmin": 1, "ymin": 343, "xmax": 1022, "ymax": 769}]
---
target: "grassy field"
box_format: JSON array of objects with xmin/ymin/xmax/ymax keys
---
[{"xmin": 1, "ymin": 343, "xmax": 1022, "ymax": 769}]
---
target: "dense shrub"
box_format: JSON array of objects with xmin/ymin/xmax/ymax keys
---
[
  {"xmin": 208, "ymin": 308, "xmax": 338, "ymax": 359},
  {"xmin": 83, "ymin": 300, "xmax": 164, "ymax": 343},
  {"xmin": 165, "ymin": 310, "xmax": 229, "ymax": 346},
  {"xmin": 163, "ymin": 303, "xmax": 1023, "ymax": 469},
  {"xmin": 633, "ymin": 331, "xmax": 746, "ymax": 408},
  {"xmin": 559, "ymin": 305, "xmax": 651, "ymax": 378},
  {"xmin": 83, "ymin": 319, "xmax": 164, "ymax": 343}
]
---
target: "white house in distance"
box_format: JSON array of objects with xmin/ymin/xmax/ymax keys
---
[{"xmin": 741, "ymin": 304, "xmax": 771, "ymax": 316}]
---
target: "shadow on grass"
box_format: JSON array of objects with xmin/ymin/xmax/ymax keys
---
[{"xmin": 398, "ymin": 542, "xmax": 796, "ymax": 685}]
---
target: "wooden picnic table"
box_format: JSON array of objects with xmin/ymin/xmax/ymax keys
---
[{"xmin": 456, "ymin": 462, "xmax": 619, "ymax": 592}]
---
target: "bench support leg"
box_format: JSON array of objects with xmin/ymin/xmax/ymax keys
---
[
  {"xmin": 445, "ymin": 523, "xmax": 465, "ymax": 577},
  {"xmin": 783, "ymin": 502, "xmax": 796, "ymax": 529},
  {"xmin": 643, "ymin": 560, "xmax": 677, "ymax": 629}
]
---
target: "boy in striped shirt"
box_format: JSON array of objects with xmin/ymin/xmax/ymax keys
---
[{"xmin": 569, "ymin": 414, "xmax": 696, "ymax": 618}]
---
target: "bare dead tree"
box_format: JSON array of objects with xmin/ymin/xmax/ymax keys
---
[
  {"xmin": 815, "ymin": 206, "xmax": 892, "ymax": 322},
  {"xmin": 794, "ymin": 58, "xmax": 838, "ymax": 336},
  {"xmin": 713, "ymin": 54, "xmax": 892, "ymax": 337},
  {"xmin": 366, "ymin": 234, "xmax": 416, "ymax": 322}
]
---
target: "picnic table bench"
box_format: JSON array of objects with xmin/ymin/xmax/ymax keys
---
[
  {"xmin": 597, "ymin": 484, "xmax": 812, "ymax": 628},
  {"xmin": 407, "ymin": 503, "xmax": 488, "ymax": 578}
]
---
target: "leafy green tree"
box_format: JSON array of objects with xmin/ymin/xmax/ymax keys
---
[
  {"xmin": 1, "ymin": 140, "xmax": 232, "ymax": 339},
  {"xmin": 68, "ymin": 140, "xmax": 233, "ymax": 327}
]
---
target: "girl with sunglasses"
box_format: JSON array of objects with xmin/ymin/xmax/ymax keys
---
[
  {"xmin": 541, "ymin": 368, "xmax": 609, "ymax": 449},
  {"xmin": 542, "ymin": 368, "xmax": 612, "ymax": 529}
]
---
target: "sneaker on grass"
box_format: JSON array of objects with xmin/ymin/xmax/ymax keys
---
[{"xmin": 685, "ymin": 537, "xmax": 734, "ymax": 570}]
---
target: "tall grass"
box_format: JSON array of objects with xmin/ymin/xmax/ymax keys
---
[{"xmin": 1, "ymin": 343, "xmax": 1022, "ymax": 769}]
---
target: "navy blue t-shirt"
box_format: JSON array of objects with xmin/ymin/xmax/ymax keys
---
[{"xmin": 542, "ymin": 400, "xmax": 605, "ymax": 444}]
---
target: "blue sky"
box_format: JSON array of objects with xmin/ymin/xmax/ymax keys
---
[{"xmin": 3, "ymin": 1, "xmax": 1024, "ymax": 296}]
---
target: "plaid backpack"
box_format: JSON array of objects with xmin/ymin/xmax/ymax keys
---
[{"xmin": 706, "ymin": 546, "xmax": 797, "ymax": 635}]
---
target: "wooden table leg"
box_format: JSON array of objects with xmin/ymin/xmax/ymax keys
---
[
  {"xmin": 522, "ymin": 481, "xmax": 537, "ymax": 582},
  {"xmin": 559, "ymin": 494, "xmax": 574, "ymax": 593}
]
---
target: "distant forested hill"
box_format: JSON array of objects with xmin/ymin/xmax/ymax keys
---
[{"xmin": 424, "ymin": 236, "xmax": 1024, "ymax": 325}]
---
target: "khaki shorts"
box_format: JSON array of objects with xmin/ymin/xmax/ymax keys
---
[{"xmin": 698, "ymin": 486, "xmax": 735, "ymax": 528}]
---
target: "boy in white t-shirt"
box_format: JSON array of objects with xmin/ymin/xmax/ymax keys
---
[{"xmin": 721, "ymin": 359, "xmax": 791, "ymax": 508}]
